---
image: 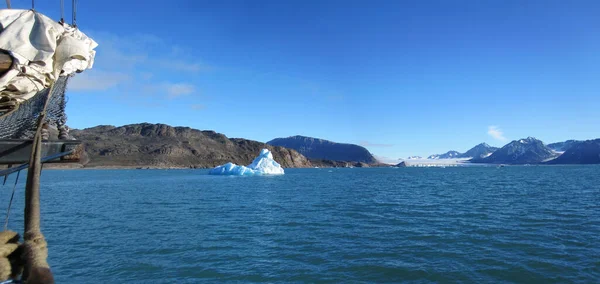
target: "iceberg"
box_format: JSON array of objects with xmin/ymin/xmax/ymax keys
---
[{"xmin": 209, "ymin": 149, "xmax": 285, "ymax": 176}]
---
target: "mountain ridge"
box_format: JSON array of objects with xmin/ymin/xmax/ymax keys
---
[
  {"xmin": 428, "ymin": 150, "xmax": 461, "ymax": 159},
  {"xmin": 459, "ymin": 143, "xmax": 498, "ymax": 159},
  {"xmin": 66, "ymin": 125, "xmax": 600, "ymax": 167},
  {"xmin": 547, "ymin": 140, "xmax": 582, "ymax": 152},
  {"xmin": 267, "ymin": 135, "xmax": 377, "ymax": 163},
  {"xmin": 71, "ymin": 123, "xmax": 315, "ymax": 168},
  {"xmin": 546, "ymin": 139, "xmax": 600, "ymax": 164},
  {"xmin": 471, "ymin": 137, "xmax": 556, "ymax": 164},
  {"xmin": 426, "ymin": 143, "xmax": 498, "ymax": 159}
]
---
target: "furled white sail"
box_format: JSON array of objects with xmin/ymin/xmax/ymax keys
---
[{"xmin": 0, "ymin": 9, "xmax": 97, "ymax": 102}]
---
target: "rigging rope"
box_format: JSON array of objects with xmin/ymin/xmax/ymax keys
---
[
  {"xmin": 72, "ymin": 0, "xmax": 77, "ymax": 27},
  {"xmin": 2, "ymin": 166, "xmax": 10, "ymax": 186},
  {"xmin": 60, "ymin": 0, "xmax": 65, "ymax": 24},
  {"xmin": 24, "ymin": 83, "xmax": 55, "ymax": 235},
  {"xmin": 4, "ymin": 0, "xmax": 9, "ymax": 9},
  {"xmin": 3, "ymin": 171, "xmax": 20, "ymax": 231},
  {"xmin": 21, "ymin": 82, "xmax": 56, "ymax": 283},
  {"xmin": 31, "ymin": 0, "xmax": 33, "ymax": 10}
]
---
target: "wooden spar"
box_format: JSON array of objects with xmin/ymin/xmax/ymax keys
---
[
  {"xmin": 0, "ymin": 139, "xmax": 82, "ymax": 164},
  {"xmin": 0, "ymin": 52, "xmax": 12, "ymax": 75}
]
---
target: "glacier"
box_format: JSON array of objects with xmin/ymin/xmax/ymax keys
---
[{"xmin": 209, "ymin": 149, "xmax": 285, "ymax": 176}]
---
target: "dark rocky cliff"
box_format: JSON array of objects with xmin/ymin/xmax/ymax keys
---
[
  {"xmin": 546, "ymin": 139, "xmax": 600, "ymax": 164},
  {"xmin": 267, "ymin": 135, "xmax": 377, "ymax": 163},
  {"xmin": 71, "ymin": 123, "xmax": 312, "ymax": 168}
]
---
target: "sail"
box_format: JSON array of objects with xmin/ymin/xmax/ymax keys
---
[
  {"xmin": 0, "ymin": 9, "xmax": 97, "ymax": 139},
  {"xmin": 0, "ymin": 9, "xmax": 97, "ymax": 103}
]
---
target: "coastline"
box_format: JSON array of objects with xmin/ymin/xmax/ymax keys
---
[{"xmin": 41, "ymin": 163, "xmax": 396, "ymax": 170}]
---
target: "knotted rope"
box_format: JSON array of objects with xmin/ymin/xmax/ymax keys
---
[{"xmin": 0, "ymin": 230, "xmax": 21, "ymax": 281}]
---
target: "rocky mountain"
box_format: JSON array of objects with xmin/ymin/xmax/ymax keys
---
[
  {"xmin": 396, "ymin": 161, "xmax": 408, "ymax": 167},
  {"xmin": 407, "ymin": 156, "xmax": 422, "ymax": 160},
  {"xmin": 471, "ymin": 137, "xmax": 556, "ymax": 164},
  {"xmin": 546, "ymin": 139, "xmax": 600, "ymax": 164},
  {"xmin": 267, "ymin": 135, "xmax": 377, "ymax": 163},
  {"xmin": 427, "ymin": 143, "xmax": 498, "ymax": 159},
  {"xmin": 547, "ymin": 140, "xmax": 581, "ymax": 152},
  {"xmin": 428, "ymin": 150, "xmax": 461, "ymax": 159},
  {"xmin": 310, "ymin": 160, "xmax": 374, "ymax": 168},
  {"xmin": 459, "ymin": 143, "xmax": 498, "ymax": 159},
  {"xmin": 70, "ymin": 123, "xmax": 313, "ymax": 168}
]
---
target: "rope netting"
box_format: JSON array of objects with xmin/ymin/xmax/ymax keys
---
[{"xmin": 0, "ymin": 76, "xmax": 69, "ymax": 140}]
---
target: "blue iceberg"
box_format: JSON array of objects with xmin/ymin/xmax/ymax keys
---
[{"xmin": 209, "ymin": 149, "xmax": 285, "ymax": 176}]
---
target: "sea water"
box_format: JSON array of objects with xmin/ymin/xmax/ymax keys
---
[{"xmin": 1, "ymin": 166, "xmax": 598, "ymax": 283}]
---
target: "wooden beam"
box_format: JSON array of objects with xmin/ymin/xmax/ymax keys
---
[
  {"xmin": 0, "ymin": 52, "xmax": 13, "ymax": 74},
  {"xmin": 0, "ymin": 140, "xmax": 82, "ymax": 164}
]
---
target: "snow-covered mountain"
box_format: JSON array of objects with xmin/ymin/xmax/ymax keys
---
[
  {"xmin": 471, "ymin": 137, "xmax": 556, "ymax": 164},
  {"xmin": 546, "ymin": 139, "xmax": 600, "ymax": 164},
  {"xmin": 459, "ymin": 143, "xmax": 498, "ymax": 159},
  {"xmin": 547, "ymin": 140, "xmax": 581, "ymax": 152},
  {"xmin": 428, "ymin": 150, "xmax": 461, "ymax": 159}
]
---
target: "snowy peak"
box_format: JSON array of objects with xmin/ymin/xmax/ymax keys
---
[
  {"xmin": 459, "ymin": 142, "xmax": 498, "ymax": 159},
  {"xmin": 428, "ymin": 150, "xmax": 461, "ymax": 159},
  {"xmin": 518, "ymin": 137, "xmax": 538, "ymax": 144},
  {"xmin": 547, "ymin": 140, "xmax": 582, "ymax": 152},
  {"xmin": 472, "ymin": 137, "xmax": 555, "ymax": 164},
  {"xmin": 428, "ymin": 143, "xmax": 499, "ymax": 160}
]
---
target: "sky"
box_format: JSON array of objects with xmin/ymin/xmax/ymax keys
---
[{"xmin": 18, "ymin": 0, "xmax": 600, "ymax": 161}]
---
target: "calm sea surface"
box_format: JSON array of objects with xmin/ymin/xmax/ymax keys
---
[{"xmin": 1, "ymin": 166, "xmax": 599, "ymax": 283}]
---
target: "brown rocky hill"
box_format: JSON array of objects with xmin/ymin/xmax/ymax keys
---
[{"xmin": 70, "ymin": 123, "xmax": 312, "ymax": 168}]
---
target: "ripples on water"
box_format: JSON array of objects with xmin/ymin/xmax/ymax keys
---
[{"xmin": 0, "ymin": 166, "xmax": 599, "ymax": 283}]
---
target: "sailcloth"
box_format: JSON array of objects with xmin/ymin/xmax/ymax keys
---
[{"xmin": 0, "ymin": 9, "xmax": 97, "ymax": 102}]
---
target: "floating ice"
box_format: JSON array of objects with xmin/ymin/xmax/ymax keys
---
[{"xmin": 209, "ymin": 149, "xmax": 285, "ymax": 176}]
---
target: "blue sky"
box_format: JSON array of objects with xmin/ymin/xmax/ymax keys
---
[{"xmin": 24, "ymin": 0, "xmax": 600, "ymax": 161}]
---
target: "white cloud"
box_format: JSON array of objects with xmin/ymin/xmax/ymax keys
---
[
  {"xmin": 87, "ymin": 32, "xmax": 209, "ymax": 73},
  {"xmin": 164, "ymin": 83, "xmax": 196, "ymax": 98},
  {"xmin": 69, "ymin": 70, "xmax": 131, "ymax": 91},
  {"xmin": 78, "ymin": 31, "xmax": 207, "ymax": 99},
  {"xmin": 487, "ymin": 126, "xmax": 507, "ymax": 141}
]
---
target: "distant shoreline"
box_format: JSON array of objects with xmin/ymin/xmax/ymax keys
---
[
  {"xmin": 40, "ymin": 163, "xmax": 596, "ymax": 170},
  {"xmin": 42, "ymin": 164, "xmax": 395, "ymax": 170}
]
